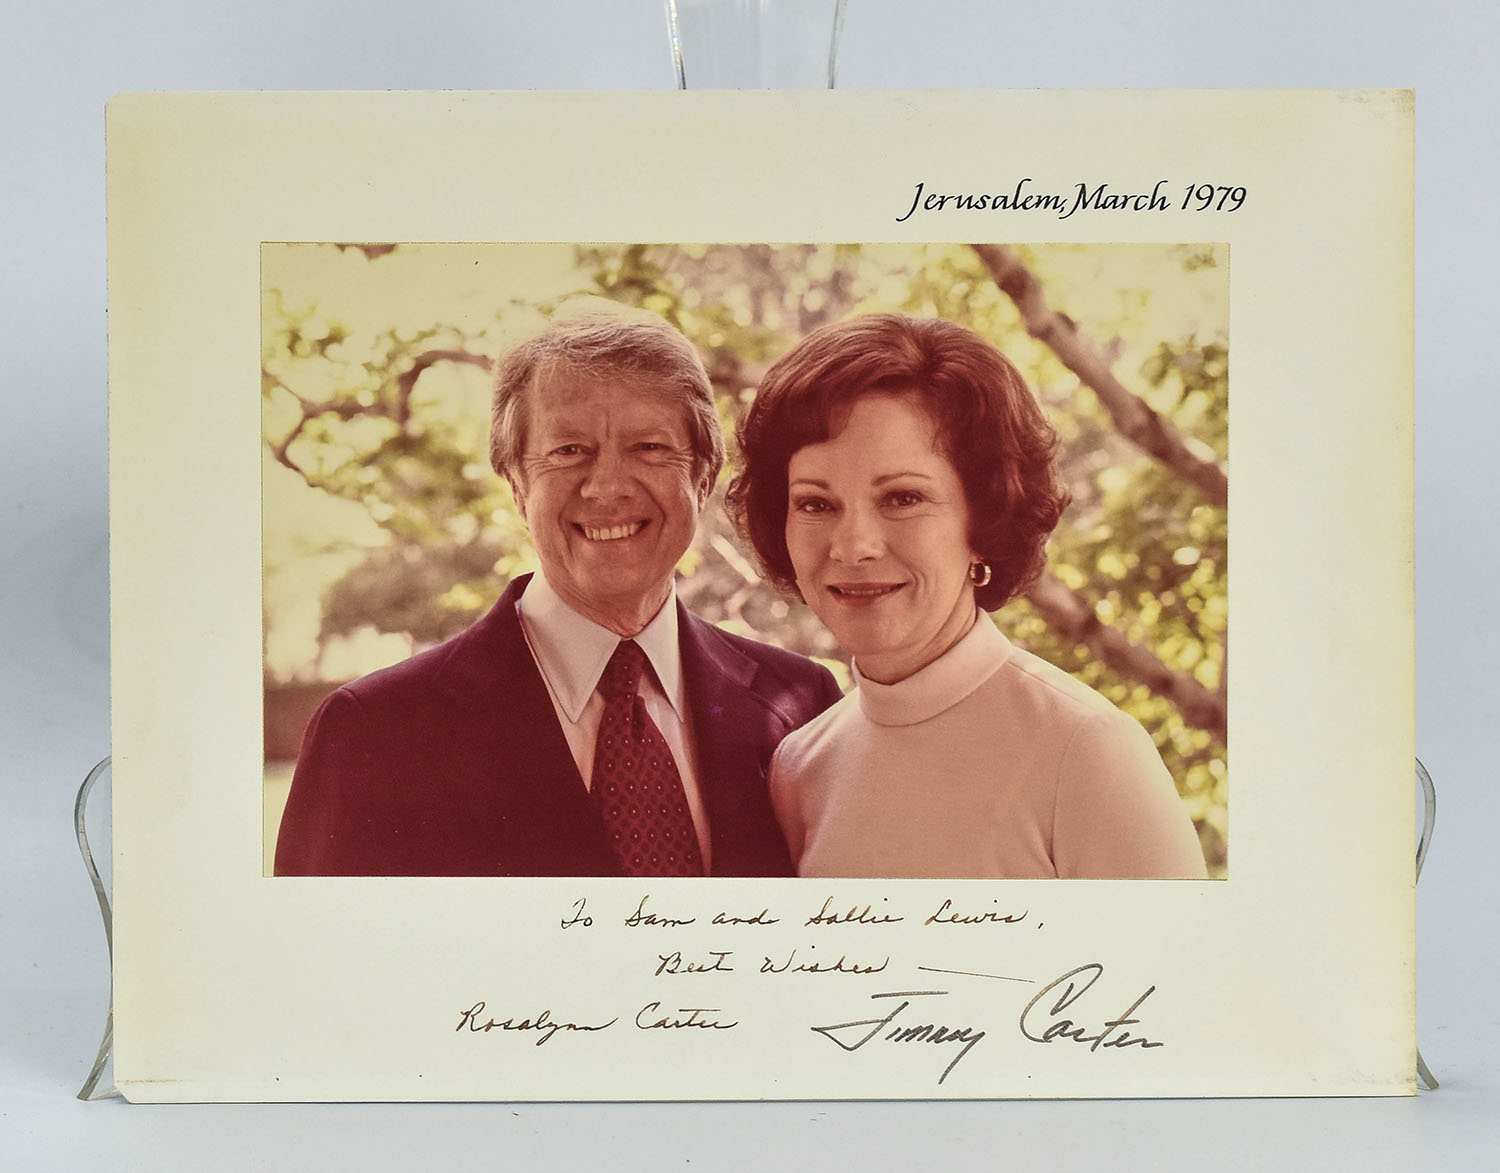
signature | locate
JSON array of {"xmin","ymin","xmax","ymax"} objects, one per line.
[
  {"xmin": 455, "ymin": 1001, "xmax": 617, "ymax": 1046},
  {"xmin": 635, "ymin": 1002, "xmax": 738, "ymax": 1030},
  {"xmin": 1019, "ymin": 963, "xmax": 1163, "ymax": 1052},
  {"xmin": 811, "ymin": 990, "xmax": 985, "ymax": 1085}
]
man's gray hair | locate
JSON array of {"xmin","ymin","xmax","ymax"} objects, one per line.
[{"xmin": 490, "ymin": 314, "xmax": 725, "ymax": 496}]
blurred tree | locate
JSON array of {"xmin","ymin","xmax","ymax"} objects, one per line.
[{"xmin": 261, "ymin": 241, "xmax": 1228, "ymax": 871}]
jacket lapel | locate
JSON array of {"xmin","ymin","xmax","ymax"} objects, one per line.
[
  {"xmin": 432, "ymin": 574, "xmax": 619, "ymax": 875},
  {"xmin": 678, "ymin": 606, "xmax": 797, "ymax": 877}
]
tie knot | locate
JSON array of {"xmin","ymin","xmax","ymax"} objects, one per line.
[{"xmin": 599, "ymin": 640, "xmax": 647, "ymax": 702}]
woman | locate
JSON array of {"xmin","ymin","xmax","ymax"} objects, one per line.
[{"xmin": 726, "ymin": 314, "xmax": 1206, "ymax": 879}]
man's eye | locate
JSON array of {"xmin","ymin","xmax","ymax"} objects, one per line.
[{"xmin": 551, "ymin": 444, "xmax": 584, "ymax": 457}]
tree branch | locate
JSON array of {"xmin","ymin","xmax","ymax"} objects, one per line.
[
  {"xmin": 263, "ymin": 347, "xmax": 493, "ymax": 482},
  {"xmin": 970, "ymin": 244, "xmax": 1228, "ymax": 508},
  {"xmin": 1024, "ymin": 571, "xmax": 1227, "ymax": 742},
  {"xmin": 262, "ymin": 368, "xmax": 322, "ymax": 486},
  {"xmin": 393, "ymin": 348, "xmax": 492, "ymax": 424}
]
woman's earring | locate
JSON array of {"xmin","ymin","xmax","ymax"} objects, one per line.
[{"xmin": 968, "ymin": 560, "xmax": 992, "ymax": 588}]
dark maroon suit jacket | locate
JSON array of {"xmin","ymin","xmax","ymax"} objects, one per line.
[{"xmin": 274, "ymin": 575, "xmax": 842, "ymax": 876}]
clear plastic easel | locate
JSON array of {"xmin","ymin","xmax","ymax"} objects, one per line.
[{"xmin": 75, "ymin": 0, "xmax": 1438, "ymax": 1099}]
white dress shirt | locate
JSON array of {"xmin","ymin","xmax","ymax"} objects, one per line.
[{"xmin": 516, "ymin": 572, "xmax": 711, "ymax": 868}]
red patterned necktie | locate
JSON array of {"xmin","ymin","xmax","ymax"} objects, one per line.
[{"xmin": 590, "ymin": 640, "xmax": 705, "ymax": 877}]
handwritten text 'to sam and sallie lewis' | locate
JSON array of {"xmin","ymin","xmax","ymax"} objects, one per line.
[{"xmin": 454, "ymin": 894, "xmax": 1165, "ymax": 1087}]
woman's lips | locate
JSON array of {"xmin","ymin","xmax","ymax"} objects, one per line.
[{"xmin": 826, "ymin": 583, "xmax": 904, "ymax": 602}]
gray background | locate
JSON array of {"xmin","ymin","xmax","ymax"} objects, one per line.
[{"xmin": 3, "ymin": 0, "xmax": 1494, "ymax": 1167}]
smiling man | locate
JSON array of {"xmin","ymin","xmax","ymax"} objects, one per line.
[{"xmin": 275, "ymin": 315, "xmax": 842, "ymax": 877}]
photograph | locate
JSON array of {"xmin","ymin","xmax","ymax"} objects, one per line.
[{"xmin": 261, "ymin": 242, "xmax": 1228, "ymax": 881}]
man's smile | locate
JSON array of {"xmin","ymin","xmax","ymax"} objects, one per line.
[{"xmin": 578, "ymin": 520, "xmax": 649, "ymax": 542}]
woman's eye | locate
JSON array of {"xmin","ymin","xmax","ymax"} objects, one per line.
[
  {"xmin": 792, "ymin": 497, "xmax": 831, "ymax": 515},
  {"xmin": 552, "ymin": 444, "xmax": 584, "ymax": 457},
  {"xmin": 887, "ymin": 490, "xmax": 923, "ymax": 508}
]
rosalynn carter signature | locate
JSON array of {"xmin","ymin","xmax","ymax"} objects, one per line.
[{"xmin": 455, "ymin": 1000, "xmax": 739, "ymax": 1045}]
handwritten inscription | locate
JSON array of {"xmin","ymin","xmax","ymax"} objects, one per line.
[
  {"xmin": 760, "ymin": 947, "xmax": 889, "ymax": 975},
  {"xmin": 924, "ymin": 899, "xmax": 1027, "ymax": 926},
  {"xmin": 456, "ymin": 999, "xmax": 743, "ymax": 1041},
  {"xmin": 635, "ymin": 1003, "xmax": 738, "ymax": 1031},
  {"xmin": 712, "ymin": 908, "xmax": 779, "ymax": 926},
  {"xmin": 625, "ymin": 895, "xmax": 696, "ymax": 928},
  {"xmin": 455, "ymin": 1001, "xmax": 617, "ymax": 1046},
  {"xmin": 1019, "ymin": 964, "xmax": 1163, "ymax": 1052},
  {"xmin": 588, "ymin": 897, "xmax": 776, "ymax": 930},
  {"xmin": 656, "ymin": 949, "xmax": 734, "ymax": 976},
  {"xmin": 805, "ymin": 897, "xmax": 904, "ymax": 926},
  {"xmin": 812, "ymin": 991, "xmax": 986, "ymax": 1085},
  {"xmin": 464, "ymin": 896, "xmax": 1177, "ymax": 1088}
]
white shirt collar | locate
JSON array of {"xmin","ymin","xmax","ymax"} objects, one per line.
[{"xmin": 517, "ymin": 571, "xmax": 686, "ymax": 723}]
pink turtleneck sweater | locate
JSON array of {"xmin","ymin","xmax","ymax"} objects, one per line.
[{"xmin": 770, "ymin": 616, "xmax": 1207, "ymax": 879}]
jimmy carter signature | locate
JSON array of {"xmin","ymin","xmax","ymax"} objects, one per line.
[
  {"xmin": 1018, "ymin": 963, "xmax": 1162, "ymax": 1052},
  {"xmin": 810, "ymin": 990, "xmax": 985, "ymax": 1085},
  {"xmin": 810, "ymin": 963, "xmax": 1163, "ymax": 1084}
]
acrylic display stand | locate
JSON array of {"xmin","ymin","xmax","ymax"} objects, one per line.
[
  {"xmin": 75, "ymin": 0, "xmax": 1438, "ymax": 1099},
  {"xmin": 665, "ymin": 0, "xmax": 847, "ymax": 88}
]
